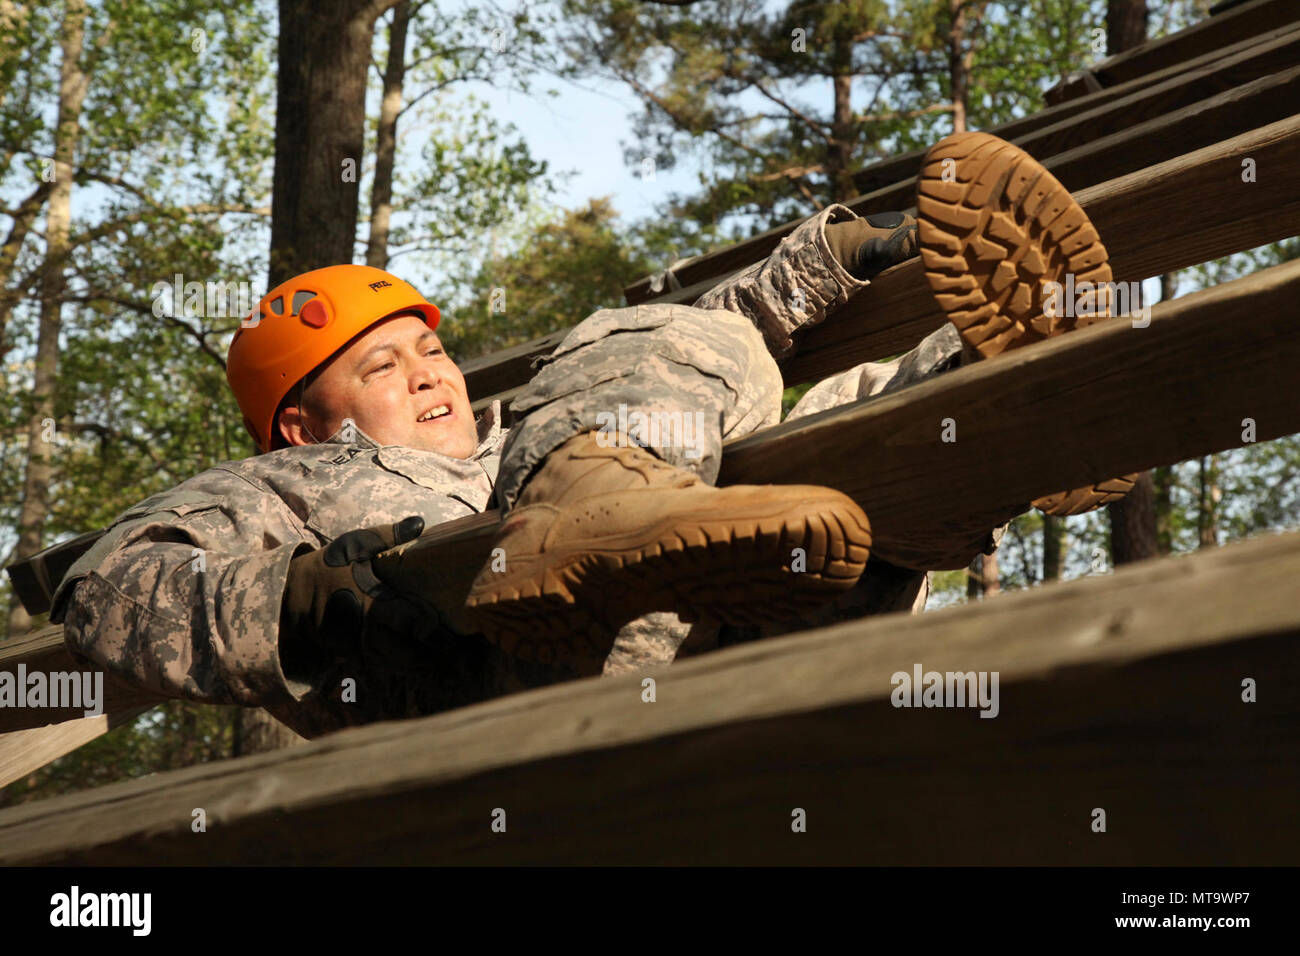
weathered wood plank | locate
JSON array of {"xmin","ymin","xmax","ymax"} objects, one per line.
[
  {"xmin": 634, "ymin": 86, "xmax": 1300, "ymax": 321},
  {"xmin": 743, "ymin": 256, "xmax": 1300, "ymax": 555},
  {"xmin": 830, "ymin": 56, "xmax": 1300, "ymax": 228},
  {"xmin": 0, "ymin": 706, "xmax": 154, "ymax": 790},
  {"xmin": 624, "ymin": 23, "xmax": 1300, "ymax": 306},
  {"xmin": 8, "ymin": 250, "xmax": 1299, "ymax": 740},
  {"xmin": 1045, "ymin": 0, "xmax": 1296, "ymax": 104},
  {"xmin": 1, "ymin": 524, "xmax": 1296, "ymax": 865},
  {"xmin": 414, "ymin": 114, "xmax": 1300, "ymax": 405},
  {"xmin": 0, "ymin": 627, "xmax": 166, "ymax": 734},
  {"xmin": 11, "ymin": 106, "xmax": 1297, "ymax": 621},
  {"xmin": 4, "ymin": 529, "xmax": 102, "ymax": 627},
  {"xmin": 782, "ymin": 113, "xmax": 1300, "ymax": 383},
  {"xmin": 853, "ymin": 18, "xmax": 1300, "ymax": 197},
  {"xmin": 461, "ymin": 330, "xmax": 567, "ymax": 408}
]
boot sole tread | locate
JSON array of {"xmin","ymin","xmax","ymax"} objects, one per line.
[{"xmin": 917, "ymin": 131, "xmax": 1139, "ymax": 516}]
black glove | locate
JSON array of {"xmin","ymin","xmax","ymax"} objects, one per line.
[
  {"xmin": 279, "ymin": 516, "xmax": 450, "ymax": 681},
  {"xmin": 824, "ymin": 211, "xmax": 919, "ymax": 281}
]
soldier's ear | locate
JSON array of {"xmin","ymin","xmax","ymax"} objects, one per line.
[{"xmin": 277, "ymin": 404, "xmax": 314, "ymax": 447}]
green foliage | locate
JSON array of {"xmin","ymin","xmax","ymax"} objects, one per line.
[{"xmin": 437, "ymin": 196, "xmax": 674, "ymax": 361}]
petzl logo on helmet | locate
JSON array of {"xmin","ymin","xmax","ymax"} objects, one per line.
[{"xmin": 368, "ymin": 280, "xmax": 392, "ymax": 291}]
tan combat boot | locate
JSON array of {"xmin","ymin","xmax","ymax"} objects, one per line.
[
  {"xmin": 916, "ymin": 131, "xmax": 1138, "ymax": 515},
  {"xmin": 465, "ymin": 432, "xmax": 872, "ymax": 661}
]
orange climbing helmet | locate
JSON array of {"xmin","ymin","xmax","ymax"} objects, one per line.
[{"xmin": 227, "ymin": 264, "xmax": 441, "ymax": 453}]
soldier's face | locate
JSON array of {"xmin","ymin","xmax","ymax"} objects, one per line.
[{"xmin": 279, "ymin": 313, "xmax": 480, "ymax": 458}]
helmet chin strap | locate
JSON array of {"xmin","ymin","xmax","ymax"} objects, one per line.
[{"xmin": 295, "ymin": 379, "xmax": 324, "ymax": 445}]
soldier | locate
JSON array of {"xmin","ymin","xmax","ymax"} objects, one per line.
[{"xmin": 49, "ymin": 133, "xmax": 1132, "ymax": 739}]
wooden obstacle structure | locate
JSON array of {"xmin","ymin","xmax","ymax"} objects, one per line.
[{"xmin": 2, "ymin": 0, "xmax": 1298, "ymax": 862}]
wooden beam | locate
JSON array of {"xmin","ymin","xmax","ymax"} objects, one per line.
[
  {"xmin": 1, "ymin": 524, "xmax": 1296, "ymax": 865},
  {"xmin": 461, "ymin": 330, "xmax": 567, "ymax": 409},
  {"xmin": 624, "ymin": 24, "xmax": 1300, "ymax": 306},
  {"xmin": 4, "ymin": 529, "xmax": 101, "ymax": 622},
  {"xmin": 410, "ymin": 114, "xmax": 1300, "ymax": 402},
  {"xmin": 0, "ymin": 626, "xmax": 166, "ymax": 734},
  {"xmin": 631, "ymin": 75, "xmax": 1300, "ymax": 313},
  {"xmin": 1045, "ymin": 0, "xmax": 1296, "ymax": 104},
  {"xmin": 0, "ymin": 706, "xmax": 154, "ymax": 790},
  {"xmin": 853, "ymin": 19, "xmax": 1300, "ymax": 197},
  {"xmin": 743, "ymin": 256, "xmax": 1300, "ymax": 558},
  {"xmin": 835, "ymin": 56, "xmax": 1300, "ymax": 226},
  {"xmin": 783, "ymin": 114, "xmax": 1300, "ymax": 383},
  {"xmin": 10, "ymin": 249, "xmax": 1300, "ymax": 739},
  {"xmin": 12, "ymin": 107, "xmax": 1298, "ymax": 622}
]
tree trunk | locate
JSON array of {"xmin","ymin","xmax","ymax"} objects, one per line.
[
  {"xmin": 1109, "ymin": 471, "xmax": 1159, "ymax": 564},
  {"xmin": 982, "ymin": 552, "xmax": 999, "ymax": 596},
  {"xmin": 1153, "ymin": 464, "xmax": 1174, "ymax": 554},
  {"xmin": 1197, "ymin": 454, "xmax": 1220, "ymax": 549},
  {"xmin": 269, "ymin": 0, "xmax": 394, "ymax": 286},
  {"xmin": 0, "ymin": 182, "xmax": 53, "ymax": 356},
  {"xmin": 233, "ymin": 707, "xmax": 305, "ymax": 757},
  {"xmin": 966, "ymin": 553, "xmax": 1000, "ymax": 599},
  {"xmin": 827, "ymin": 47, "xmax": 856, "ymax": 203},
  {"xmin": 6, "ymin": 0, "xmax": 88, "ymax": 639},
  {"xmin": 1107, "ymin": 0, "xmax": 1148, "ymax": 56},
  {"xmin": 1042, "ymin": 513, "xmax": 1065, "ymax": 580},
  {"xmin": 966, "ymin": 555, "xmax": 980, "ymax": 600},
  {"xmin": 365, "ymin": 0, "xmax": 410, "ymax": 268},
  {"xmin": 948, "ymin": 0, "xmax": 969, "ymax": 134},
  {"xmin": 1097, "ymin": 4, "xmax": 1158, "ymax": 569}
]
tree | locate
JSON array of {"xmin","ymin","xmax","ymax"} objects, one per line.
[
  {"xmin": 441, "ymin": 196, "xmax": 671, "ymax": 361},
  {"xmin": 2, "ymin": 0, "xmax": 275, "ymax": 637},
  {"xmin": 268, "ymin": 0, "xmax": 403, "ymax": 285},
  {"xmin": 7, "ymin": 0, "xmax": 88, "ymax": 638},
  {"xmin": 553, "ymin": 0, "xmax": 1103, "ymax": 263},
  {"xmin": 1107, "ymin": 0, "xmax": 1147, "ymax": 52},
  {"xmin": 364, "ymin": 0, "xmax": 555, "ymax": 274}
]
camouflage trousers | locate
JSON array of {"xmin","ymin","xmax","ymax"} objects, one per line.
[{"xmin": 493, "ymin": 304, "xmax": 980, "ymax": 675}]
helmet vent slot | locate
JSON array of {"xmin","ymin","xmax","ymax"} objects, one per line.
[
  {"xmin": 268, "ymin": 295, "xmax": 285, "ymax": 316},
  {"xmin": 291, "ymin": 290, "xmax": 317, "ymax": 315}
]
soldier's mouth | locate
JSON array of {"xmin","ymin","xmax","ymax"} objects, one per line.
[{"xmin": 417, "ymin": 404, "xmax": 453, "ymax": 423}]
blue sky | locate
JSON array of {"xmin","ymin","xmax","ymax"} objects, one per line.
[{"xmin": 473, "ymin": 72, "xmax": 702, "ymax": 224}]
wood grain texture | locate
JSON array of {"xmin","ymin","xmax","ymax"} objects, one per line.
[
  {"xmin": 483, "ymin": 94, "xmax": 1300, "ymax": 397},
  {"xmin": 830, "ymin": 54, "xmax": 1300, "ymax": 223},
  {"xmin": 782, "ymin": 115, "xmax": 1300, "ymax": 384},
  {"xmin": 1, "ymin": 526, "xmax": 1296, "ymax": 865},
  {"xmin": 853, "ymin": 21, "xmax": 1300, "ymax": 196},
  {"xmin": 0, "ymin": 706, "xmax": 154, "ymax": 790},
  {"xmin": 736, "ymin": 257, "xmax": 1300, "ymax": 556},
  {"xmin": 0, "ymin": 627, "xmax": 165, "ymax": 734},
  {"xmin": 624, "ymin": 18, "xmax": 1300, "ymax": 306},
  {"xmin": 7, "ymin": 253, "xmax": 1299, "ymax": 740},
  {"xmin": 1046, "ymin": 0, "xmax": 1295, "ymax": 103}
]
